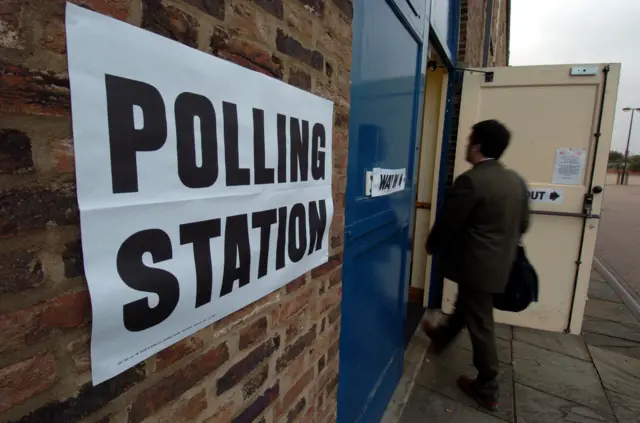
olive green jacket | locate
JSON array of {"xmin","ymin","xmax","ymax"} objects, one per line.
[{"xmin": 427, "ymin": 160, "xmax": 530, "ymax": 294}]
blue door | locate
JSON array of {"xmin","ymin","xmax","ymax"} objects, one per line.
[{"xmin": 338, "ymin": 1, "xmax": 430, "ymax": 422}]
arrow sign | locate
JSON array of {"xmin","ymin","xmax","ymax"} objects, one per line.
[{"xmin": 528, "ymin": 188, "xmax": 564, "ymax": 204}]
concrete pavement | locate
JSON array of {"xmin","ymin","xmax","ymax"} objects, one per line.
[
  {"xmin": 596, "ymin": 185, "xmax": 640, "ymax": 303},
  {"xmin": 385, "ymin": 268, "xmax": 640, "ymax": 423}
]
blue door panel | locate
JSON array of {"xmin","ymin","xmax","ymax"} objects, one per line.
[{"xmin": 338, "ymin": 0, "xmax": 430, "ymax": 422}]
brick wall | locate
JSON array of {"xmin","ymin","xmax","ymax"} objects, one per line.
[
  {"xmin": 0, "ymin": 1, "xmax": 351, "ymax": 422},
  {"xmin": 445, "ymin": 0, "xmax": 509, "ymax": 185}
]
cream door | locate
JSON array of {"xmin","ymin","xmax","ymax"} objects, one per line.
[{"xmin": 442, "ymin": 64, "xmax": 620, "ymax": 334}]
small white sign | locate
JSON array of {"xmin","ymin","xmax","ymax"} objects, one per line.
[
  {"xmin": 552, "ymin": 148, "xmax": 586, "ymax": 185},
  {"xmin": 66, "ymin": 4, "xmax": 334, "ymax": 386},
  {"xmin": 528, "ymin": 188, "xmax": 564, "ymax": 204},
  {"xmin": 371, "ymin": 168, "xmax": 406, "ymax": 197}
]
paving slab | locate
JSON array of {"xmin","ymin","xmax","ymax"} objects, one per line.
[
  {"xmin": 513, "ymin": 326, "xmax": 591, "ymax": 361},
  {"xmin": 582, "ymin": 316, "xmax": 640, "ymax": 343},
  {"xmin": 416, "ymin": 346, "xmax": 514, "ymax": 422},
  {"xmin": 585, "ymin": 299, "xmax": 640, "ymax": 327},
  {"xmin": 400, "ymin": 385, "xmax": 507, "ymax": 423},
  {"xmin": 606, "ymin": 389, "xmax": 640, "ymax": 423},
  {"xmin": 588, "ymin": 279, "xmax": 623, "ymax": 303},
  {"xmin": 589, "ymin": 346, "xmax": 640, "ymax": 396},
  {"xmin": 583, "ymin": 332, "xmax": 640, "ymax": 359},
  {"xmin": 514, "ymin": 383, "xmax": 616, "ymax": 423},
  {"xmin": 512, "ymin": 340, "xmax": 612, "ymax": 413},
  {"xmin": 453, "ymin": 330, "xmax": 512, "ymax": 364},
  {"xmin": 495, "ymin": 323, "xmax": 513, "ymax": 341}
]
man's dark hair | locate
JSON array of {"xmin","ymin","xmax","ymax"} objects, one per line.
[{"xmin": 470, "ymin": 119, "xmax": 511, "ymax": 159}]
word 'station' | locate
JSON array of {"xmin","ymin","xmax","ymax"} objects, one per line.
[
  {"xmin": 66, "ymin": 4, "xmax": 334, "ymax": 385},
  {"xmin": 528, "ymin": 188, "xmax": 564, "ymax": 204},
  {"xmin": 371, "ymin": 168, "xmax": 406, "ymax": 197}
]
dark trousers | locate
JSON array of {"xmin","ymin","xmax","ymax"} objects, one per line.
[{"xmin": 432, "ymin": 286, "xmax": 500, "ymax": 400}]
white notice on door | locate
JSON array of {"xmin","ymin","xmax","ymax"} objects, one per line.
[
  {"xmin": 371, "ymin": 168, "xmax": 406, "ymax": 197},
  {"xmin": 528, "ymin": 188, "xmax": 564, "ymax": 204},
  {"xmin": 552, "ymin": 148, "xmax": 586, "ymax": 185}
]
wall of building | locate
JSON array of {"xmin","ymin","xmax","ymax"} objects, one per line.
[
  {"xmin": 0, "ymin": 1, "xmax": 351, "ymax": 422},
  {"xmin": 445, "ymin": 0, "xmax": 509, "ymax": 186}
]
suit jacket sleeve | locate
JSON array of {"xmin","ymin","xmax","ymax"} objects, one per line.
[{"xmin": 426, "ymin": 174, "xmax": 475, "ymax": 254}]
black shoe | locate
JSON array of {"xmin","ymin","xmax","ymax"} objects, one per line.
[{"xmin": 457, "ymin": 375, "xmax": 500, "ymax": 412}]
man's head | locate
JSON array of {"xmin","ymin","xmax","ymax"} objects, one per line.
[{"xmin": 466, "ymin": 119, "xmax": 511, "ymax": 164}]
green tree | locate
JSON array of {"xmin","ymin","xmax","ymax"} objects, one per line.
[
  {"xmin": 629, "ymin": 155, "xmax": 640, "ymax": 172},
  {"xmin": 609, "ymin": 150, "xmax": 624, "ymax": 163}
]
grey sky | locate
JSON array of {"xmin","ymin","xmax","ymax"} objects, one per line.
[{"xmin": 510, "ymin": 0, "xmax": 640, "ymax": 153}]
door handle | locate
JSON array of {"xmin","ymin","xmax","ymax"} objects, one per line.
[{"xmin": 592, "ymin": 186, "xmax": 603, "ymax": 194}]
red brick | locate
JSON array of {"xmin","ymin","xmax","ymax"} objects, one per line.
[
  {"xmin": 276, "ymin": 367, "xmax": 314, "ymax": 418},
  {"xmin": 0, "ymin": 129, "xmax": 34, "ymax": 174},
  {"xmin": 239, "ymin": 316, "xmax": 267, "ymax": 350},
  {"xmin": 129, "ymin": 342, "xmax": 229, "ymax": 423},
  {"xmin": 155, "ymin": 334, "xmax": 205, "ymax": 372},
  {"xmin": 0, "ymin": 354, "xmax": 57, "ymax": 414},
  {"xmin": 0, "ymin": 291, "xmax": 90, "ymax": 354},
  {"xmin": 142, "ymin": 0, "xmax": 198, "ymax": 48},
  {"xmin": 72, "ymin": 0, "xmax": 133, "ymax": 20},
  {"xmin": 285, "ymin": 274, "xmax": 307, "ymax": 294},
  {"xmin": 0, "ymin": 0, "xmax": 26, "ymax": 49},
  {"xmin": 0, "ymin": 183, "xmax": 78, "ymax": 238},
  {"xmin": 0, "ymin": 248, "xmax": 44, "ymax": 294},
  {"xmin": 0, "ymin": 63, "xmax": 70, "ymax": 117},
  {"xmin": 40, "ymin": 291, "xmax": 91, "ymax": 327},
  {"xmin": 211, "ymin": 290, "xmax": 278, "ymax": 334},
  {"xmin": 311, "ymin": 253, "xmax": 342, "ymax": 278},
  {"xmin": 159, "ymin": 388, "xmax": 208, "ymax": 423},
  {"xmin": 51, "ymin": 137, "xmax": 74, "ymax": 173},
  {"xmin": 228, "ymin": 2, "xmax": 276, "ymax": 45},
  {"xmin": 214, "ymin": 36, "xmax": 284, "ymax": 79},
  {"xmin": 273, "ymin": 288, "xmax": 312, "ymax": 323},
  {"xmin": 202, "ymin": 399, "xmax": 236, "ymax": 423}
]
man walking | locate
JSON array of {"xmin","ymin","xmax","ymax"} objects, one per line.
[{"xmin": 424, "ymin": 119, "xmax": 530, "ymax": 411}]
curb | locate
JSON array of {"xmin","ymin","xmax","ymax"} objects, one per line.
[{"xmin": 593, "ymin": 257, "xmax": 640, "ymax": 324}]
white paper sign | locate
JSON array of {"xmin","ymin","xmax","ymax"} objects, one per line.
[
  {"xmin": 552, "ymin": 148, "xmax": 586, "ymax": 185},
  {"xmin": 528, "ymin": 188, "xmax": 564, "ymax": 204},
  {"xmin": 371, "ymin": 168, "xmax": 406, "ymax": 197},
  {"xmin": 66, "ymin": 3, "xmax": 334, "ymax": 385}
]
